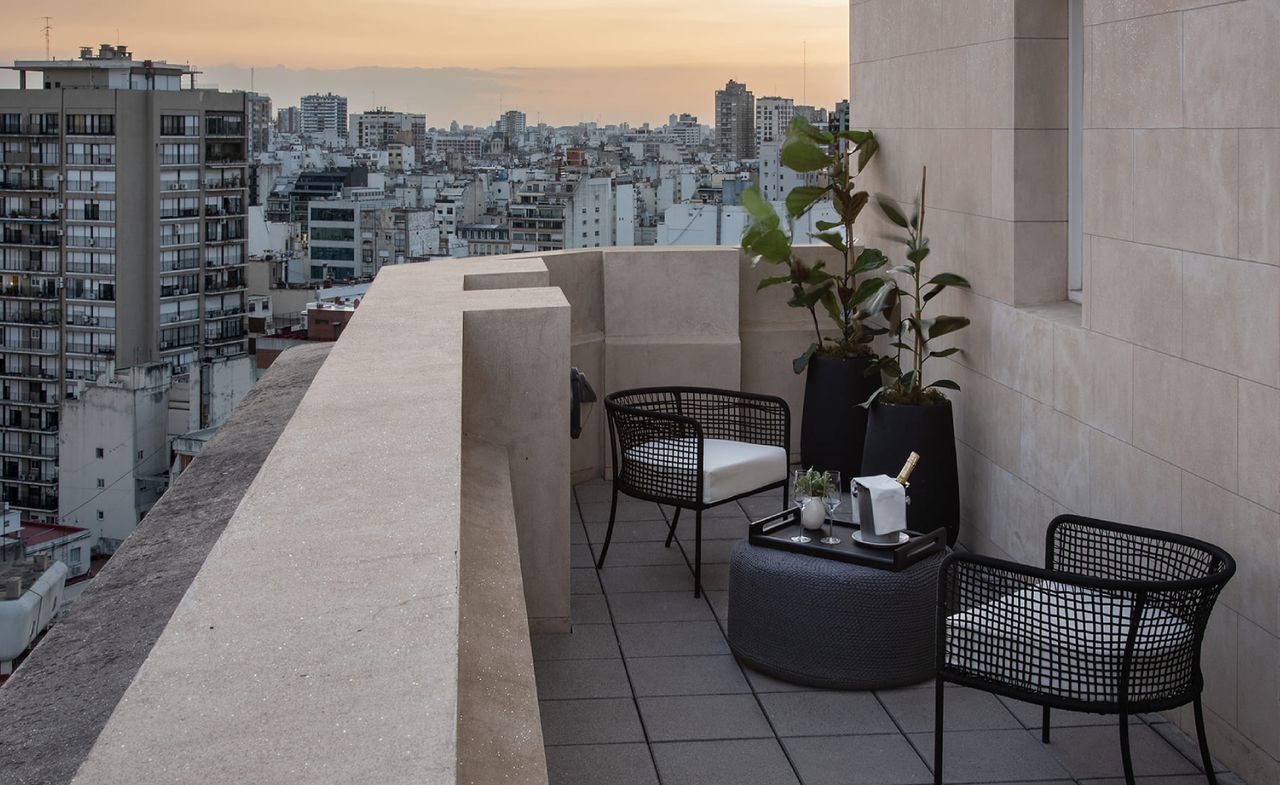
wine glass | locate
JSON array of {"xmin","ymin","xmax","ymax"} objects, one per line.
[
  {"xmin": 820, "ymin": 471, "xmax": 842, "ymax": 545},
  {"xmin": 791, "ymin": 468, "xmax": 812, "ymax": 543}
]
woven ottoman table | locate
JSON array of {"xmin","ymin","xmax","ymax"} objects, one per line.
[{"xmin": 726, "ymin": 540, "xmax": 943, "ymax": 689}]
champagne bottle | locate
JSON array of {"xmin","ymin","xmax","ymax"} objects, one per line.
[{"xmin": 895, "ymin": 452, "xmax": 920, "ymax": 486}]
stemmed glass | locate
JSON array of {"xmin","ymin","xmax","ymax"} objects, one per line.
[
  {"xmin": 791, "ymin": 468, "xmax": 813, "ymax": 543},
  {"xmin": 820, "ymin": 471, "xmax": 842, "ymax": 545}
]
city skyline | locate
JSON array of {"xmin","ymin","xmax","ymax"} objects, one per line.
[{"xmin": 0, "ymin": 1, "xmax": 849, "ymax": 126}]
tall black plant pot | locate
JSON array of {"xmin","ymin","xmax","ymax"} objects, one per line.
[
  {"xmin": 861, "ymin": 400, "xmax": 960, "ymax": 545},
  {"xmin": 800, "ymin": 355, "xmax": 880, "ymax": 488}
]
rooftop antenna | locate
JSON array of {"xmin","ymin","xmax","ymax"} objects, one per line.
[
  {"xmin": 250, "ymin": 67, "xmax": 255, "ymax": 92},
  {"xmin": 41, "ymin": 17, "xmax": 52, "ymax": 59}
]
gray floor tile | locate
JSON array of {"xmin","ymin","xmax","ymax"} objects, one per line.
[
  {"xmin": 783, "ymin": 734, "xmax": 936, "ymax": 785},
  {"xmin": 570, "ymin": 567, "xmax": 601, "ymax": 595},
  {"xmin": 572, "ymin": 482, "xmax": 616, "ymax": 505},
  {"xmin": 697, "ymin": 563, "xmax": 731, "ymax": 592},
  {"xmin": 593, "ymin": 539, "xmax": 687, "ymax": 567},
  {"xmin": 1042, "ymin": 724, "xmax": 1200, "ymax": 780},
  {"xmin": 532, "ymin": 623, "xmax": 619, "ymax": 661},
  {"xmin": 627, "ymin": 655, "xmax": 751, "ymax": 697},
  {"xmin": 545, "ymin": 743, "xmax": 659, "ymax": 785},
  {"xmin": 609, "ymin": 591, "xmax": 715, "ymax": 624},
  {"xmin": 570, "ymin": 594, "xmax": 611, "ymax": 625},
  {"xmin": 697, "ymin": 504, "xmax": 752, "ymax": 519},
  {"xmin": 535, "ymin": 658, "xmax": 632, "ymax": 700},
  {"xmin": 639, "ymin": 694, "xmax": 774, "ymax": 742},
  {"xmin": 570, "ymin": 542, "xmax": 595, "ymax": 568},
  {"xmin": 741, "ymin": 664, "xmax": 824, "ymax": 693},
  {"xmin": 1081, "ymin": 778, "xmax": 1231, "ymax": 785},
  {"xmin": 617, "ymin": 620, "xmax": 729, "ymax": 658},
  {"xmin": 586, "ymin": 521, "xmax": 670, "ymax": 544},
  {"xmin": 580, "ymin": 500, "xmax": 666, "ymax": 523},
  {"xmin": 909, "ymin": 729, "xmax": 1073, "ymax": 782},
  {"xmin": 569, "ymin": 522, "xmax": 588, "ymax": 543},
  {"xmin": 539, "ymin": 698, "xmax": 645, "ymax": 746},
  {"xmin": 651, "ymin": 738, "xmax": 801, "ymax": 785},
  {"xmin": 688, "ymin": 538, "xmax": 743, "ymax": 564},
  {"xmin": 999, "ymin": 695, "xmax": 1117, "ymax": 729},
  {"xmin": 703, "ymin": 590, "xmax": 730, "ymax": 620},
  {"xmin": 879, "ymin": 684, "xmax": 1022, "ymax": 733},
  {"xmin": 677, "ymin": 517, "xmax": 750, "ymax": 540},
  {"xmin": 759, "ymin": 691, "xmax": 898, "ymax": 737},
  {"xmin": 1149, "ymin": 720, "xmax": 1229, "ymax": 772},
  {"xmin": 600, "ymin": 565, "xmax": 695, "ymax": 593}
]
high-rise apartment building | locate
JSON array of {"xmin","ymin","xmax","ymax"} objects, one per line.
[
  {"xmin": 245, "ymin": 92, "xmax": 272, "ymax": 157},
  {"xmin": 276, "ymin": 106, "xmax": 300, "ymax": 135},
  {"xmin": 754, "ymin": 96, "xmax": 794, "ymax": 148},
  {"xmin": 0, "ymin": 45, "xmax": 250, "ymax": 521},
  {"xmin": 497, "ymin": 110, "xmax": 527, "ymax": 150},
  {"xmin": 828, "ymin": 99, "xmax": 850, "ymax": 135},
  {"xmin": 299, "ymin": 93, "xmax": 348, "ymax": 141},
  {"xmin": 715, "ymin": 80, "xmax": 755, "ymax": 160},
  {"xmin": 351, "ymin": 109, "xmax": 427, "ymax": 156}
]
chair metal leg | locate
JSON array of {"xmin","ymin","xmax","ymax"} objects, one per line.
[
  {"xmin": 1119, "ymin": 713, "xmax": 1135, "ymax": 785},
  {"xmin": 594, "ymin": 486, "xmax": 620, "ymax": 569},
  {"xmin": 782, "ymin": 480, "xmax": 789, "ymax": 511},
  {"xmin": 1042, "ymin": 706, "xmax": 1051, "ymax": 744},
  {"xmin": 934, "ymin": 677, "xmax": 945, "ymax": 785},
  {"xmin": 665, "ymin": 507, "xmax": 682, "ymax": 548},
  {"xmin": 693, "ymin": 509, "xmax": 703, "ymax": 598},
  {"xmin": 1194, "ymin": 697, "xmax": 1219, "ymax": 785}
]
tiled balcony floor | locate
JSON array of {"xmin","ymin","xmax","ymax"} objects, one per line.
[{"xmin": 537, "ymin": 480, "xmax": 1245, "ymax": 785}]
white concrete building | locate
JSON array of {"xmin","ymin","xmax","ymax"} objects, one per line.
[
  {"xmin": 755, "ymin": 96, "xmax": 795, "ymax": 147},
  {"xmin": 567, "ymin": 177, "xmax": 614, "ymax": 249}
]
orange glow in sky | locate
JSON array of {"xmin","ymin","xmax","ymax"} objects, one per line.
[{"xmin": 0, "ymin": 0, "xmax": 849, "ymax": 125}]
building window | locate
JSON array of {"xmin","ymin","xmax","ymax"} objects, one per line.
[
  {"xmin": 69, "ymin": 546, "xmax": 82, "ymax": 565},
  {"xmin": 95, "ymin": 447, "xmax": 104, "ymax": 458},
  {"xmin": 137, "ymin": 450, "xmax": 144, "ymax": 461},
  {"xmin": 96, "ymin": 478, "xmax": 105, "ymax": 488},
  {"xmin": 96, "ymin": 510, "xmax": 104, "ymax": 520}
]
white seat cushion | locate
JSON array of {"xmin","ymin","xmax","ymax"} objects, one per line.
[
  {"xmin": 945, "ymin": 581, "xmax": 1193, "ymax": 702},
  {"xmin": 624, "ymin": 438, "xmax": 788, "ymax": 504}
]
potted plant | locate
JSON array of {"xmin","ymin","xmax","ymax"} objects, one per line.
[
  {"xmin": 741, "ymin": 117, "xmax": 888, "ymax": 485},
  {"xmin": 861, "ymin": 167, "xmax": 969, "ymax": 545}
]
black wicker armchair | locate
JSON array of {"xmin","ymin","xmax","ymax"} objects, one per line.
[
  {"xmin": 935, "ymin": 515, "xmax": 1235, "ymax": 785},
  {"xmin": 596, "ymin": 387, "xmax": 791, "ymax": 596}
]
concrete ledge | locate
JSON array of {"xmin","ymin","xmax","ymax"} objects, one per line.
[
  {"xmin": 457, "ymin": 438, "xmax": 547, "ymax": 785},
  {"xmin": 0, "ymin": 343, "xmax": 331, "ymax": 785}
]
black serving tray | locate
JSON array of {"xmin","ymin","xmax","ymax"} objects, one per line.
[{"xmin": 748, "ymin": 506, "xmax": 946, "ymax": 572}]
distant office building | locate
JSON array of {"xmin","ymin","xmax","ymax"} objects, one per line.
[
  {"xmin": 715, "ymin": 80, "xmax": 755, "ymax": 160},
  {"xmin": 456, "ymin": 223, "xmax": 510, "ymax": 257},
  {"xmin": 670, "ymin": 113, "xmax": 702, "ymax": 148},
  {"xmin": 276, "ymin": 106, "xmax": 300, "ymax": 134},
  {"xmin": 351, "ymin": 109, "xmax": 427, "ymax": 156},
  {"xmin": 300, "ymin": 93, "xmax": 348, "ymax": 141},
  {"xmin": 755, "ymin": 96, "xmax": 794, "ymax": 147},
  {"xmin": 794, "ymin": 104, "xmax": 828, "ymax": 127},
  {"xmin": 0, "ymin": 44, "xmax": 251, "ymax": 520},
  {"xmin": 305, "ymin": 190, "xmax": 395, "ymax": 282},
  {"xmin": 245, "ymin": 92, "xmax": 272, "ymax": 156}
]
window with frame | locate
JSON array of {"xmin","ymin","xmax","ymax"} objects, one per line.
[
  {"xmin": 160, "ymin": 115, "xmax": 198, "ymax": 136},
  {"xmin": 65, "ymin": 114, "xmax": 115, "ymax": 135}
]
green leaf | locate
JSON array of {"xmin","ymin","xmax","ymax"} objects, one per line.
[
  {"xmin": 906, "ymin": 246, "xmax": 930, "ymax": 264},
  {"xmin": 850, "ymin": 276, "xmax": 886, "ymax": 306},
  {"xmin": 744, "ymin": 227, "xmax": 792, "ymax": 264},
  {"xmin": 878, "ymin": 196, "xmax": 910, "ymax": 228},
  {"xmin": 857, "ymin": 137, "xmax": 879, "ymax": 173},
  {"xmin": 814, "ymin": 219, "xmax": 842, "ymax": 231},
  {"xmin": 786, "ymin": 185, "xmax": 830, "ymax": 219},
  {"xmin": 780, "ymin": 137, "xmax": 833, "ymax": 173},
  {"xmin": 928, "ymin": 315, "xmax": 971, "ymax": 340},
  {"xmin": 793, "ymin": 343, "xmax": 820, "ymax": 374},
  {"xmin": 888, "ymin": 264, "xmax": 917, "ymax": 276},
  {"xmin": 756, "ymin": 274, "xmax": 792, "ymax": 291},
  {"xmin": 852, "ymin": 247, "xmax": 888, "ymax": 275},
  {"xmin": 926, "ymin": 272, "xmax": 971, "ymax": 288},
  {"xmin": 838, "ymin": 129, "xmax": 873, "ymax": 145},
  {"xmin": 927, "ymin": 379, "xmax": 961, "ymax": 392},
  {"xmin": 834, "ymin": 190, "xmax": 869, "ymax": 223},
  {"xmin": 787, "ymin": 116, "xmax": 834, "ymax": 145},
  {"xmin": 860, "ymin": 386, "xmax": 887, "ymax": 409},
  {"xmin": 819, "ymin": 288, "xmax": 843, "ymax": 326},
  {"xmin": 740, "ymin": 187, "xmax": 780, "ymax": 226},
  {"xmin": 928, "ymin": 347, "xmax": 962, "ymax": 359},
  {"xmin": 811, "ymin": 231, "xmax": 847, "ymax": 255}
]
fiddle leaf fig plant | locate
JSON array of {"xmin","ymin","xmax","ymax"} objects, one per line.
[
  {"xmin": 741, "ymin": 117, "xmax": 889, "ymax": 374},
  {"xmin": 864, "ymin": 166, "xmax": 972, "ymax": 407}
]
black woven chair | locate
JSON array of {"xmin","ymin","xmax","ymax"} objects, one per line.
[
  {"xmin": 596, "ymin": 387, "xmax": 790, "ymax": 596},
  {"xmin": 935, "ymin": 515, "xmax": 1235, "ymax": 785}
]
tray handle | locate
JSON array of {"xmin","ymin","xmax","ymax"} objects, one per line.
[{"xmin": 899, "ymin": 526, "xmax": 947, "ymax": 562}]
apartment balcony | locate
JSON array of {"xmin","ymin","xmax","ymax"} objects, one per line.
[
  {"xmin": 7, "ymin": 493, "xmax": 58, "ymax": 512},
  {"xmin": 1, "ymin": 209, "xmax": 59, "ymax": 222},
  {"xmin": 0, "ymin": 233, "xmax": 59, "ymax": 248},
  {"xmin": 64, "ymin": 343, "xmax": 114, "ymax": 357},
  {"xmin": 204, "ymin": 178, "xmax": 244, "ymax": 191},
  {"xmin": 64, "ymin": 314, "xmax": 113, "ymax": 329},
  {"xmin": 0, "ymin": 285, "xmax": 59, "ymax": 301},
  {"xmin": 63, "ymin": 154, "xmax": 115, "ymax": 166},
  {"xmin": 0, "ymin": 443, "xmax": 57, "ymax": 462},
  {"xmin": 0, "ymin": 122, "xmax": 58, "ymax": 137},
  {"xmin": 0, "ymin": 471, "xmax": 57, "ymax": 487},
  {"xmin": 0, "ymin": 181, "xmax": 58, "ymax": 194},
  {"xmin": 0, "ymin": 338, "xmax": 59, "ymax": 355}
]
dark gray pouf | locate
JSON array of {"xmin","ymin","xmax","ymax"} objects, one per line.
[{"xmin": 727, "ymin": 540, "xmax": 943, "ymax": 689}]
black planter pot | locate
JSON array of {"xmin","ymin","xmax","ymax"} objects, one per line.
[
  {"xmin": 799, "ymin": 355, "xmax": 881, "ymax": 488},
  {"xmin": 861, "ymin": 400, "xmax": 960, "ymax": 546}
]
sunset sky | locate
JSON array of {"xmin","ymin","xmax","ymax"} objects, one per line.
[{"xmin": 0, "ymin": 0, "xmax": 849, "ymax": 127}]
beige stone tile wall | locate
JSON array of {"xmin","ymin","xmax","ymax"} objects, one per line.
[{"xmin": 852, "ymin": 1, "xmax": 1280, "ymax": 781}]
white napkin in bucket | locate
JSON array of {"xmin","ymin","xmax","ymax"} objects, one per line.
[{"xmin": 853, "ymin": 474, "xmax": 907, "ymax": 537}]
